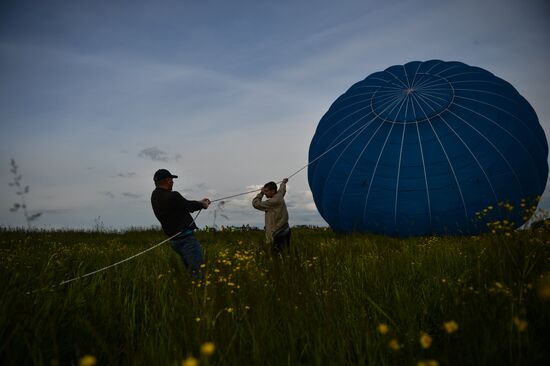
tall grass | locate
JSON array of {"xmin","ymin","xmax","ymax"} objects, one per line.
[{"xmin": 0, "ymin": 226, "xmax": 549, "ymax": 365}]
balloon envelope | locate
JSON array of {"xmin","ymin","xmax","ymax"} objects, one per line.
[{"xmin": 308, "ymin": 60, "xmax": 548, "ymax": 236}]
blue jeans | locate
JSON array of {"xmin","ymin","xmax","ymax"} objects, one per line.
[
  {"xmin": 170, "ymin": 234, "xmax": 204, "ymax": 279},
  {"xmin": 272, "ymin": 226, "xmax": 291, "ymax": 255}
]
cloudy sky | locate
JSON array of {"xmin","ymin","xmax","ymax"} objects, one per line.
[{"xmin": 1, "ymin": 0, "xmax": 549, "ymax": 230}]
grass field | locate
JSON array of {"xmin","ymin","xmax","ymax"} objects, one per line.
[{"xmin": 1, "ymin": 225, "xmax": 549, "ymax": 366}]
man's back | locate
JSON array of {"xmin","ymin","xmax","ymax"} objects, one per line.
[{"xmin": 151, "ymin": 188, "xmax": 203, "ymax": 236}]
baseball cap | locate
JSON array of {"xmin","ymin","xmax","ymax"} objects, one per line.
[{"xmin": 153, "ymin": 169, "xmax": 178, "ymax": 182}]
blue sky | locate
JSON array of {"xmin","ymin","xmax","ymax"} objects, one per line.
[{"xmin": 1, "ymin": 0, "xmax": 549, "ymax": 230}]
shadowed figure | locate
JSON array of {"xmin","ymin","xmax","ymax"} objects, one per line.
[{"xmin": 150, "ymin": 169, "xmax": 211, "ymax": 279}]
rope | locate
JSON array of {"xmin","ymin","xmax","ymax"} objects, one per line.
[
  {"xmin": 26, "ymin": 211, "xmax": 201, "ymax": 294},
  {"xmin": 211, "ymin": 165, "xmax": 307, "ymax": 203},
  {"xmin": 26, "ymin": 129, "xmax": 359, "ymax": 294},
  {"xmin": 210, "ymin": 130, "xmax": 356, "ymax": 203}
]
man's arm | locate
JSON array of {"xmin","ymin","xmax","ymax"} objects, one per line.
[
  {"xmin": 278, "ymin": 180, "xmax": 287, "ymax": 197},
  {"xmin": 252, "ymin": 179, "xmax": 288, "ymax": 211},
  {"xmin": 269, "ymin": 179, "xmax": 287, "ymax": 202},
  {"xmin": 252, "ymin": 192, "xmax": 269, "ymax": 212},
  {"xmin": 173, "ymin": 192, "xmax": 204, "ymax": 213},
  {"xmin": 252, "ymin": 191, "xmax": 283, "ymax": 210}
]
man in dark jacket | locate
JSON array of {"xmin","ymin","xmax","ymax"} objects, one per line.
[{"xmin": 151, "ymin": 169, "xmax": 210, "ymax": 278}]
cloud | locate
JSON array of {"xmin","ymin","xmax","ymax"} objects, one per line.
[
  {"xmin": 181, "ymin": 182, "xmax": 211, "ymax": 194},
  {"xmin": 99, "ymin": 192, "xmax": 142, "ymax": 199},
  {"xmin": 138, "ymin": 147, "xmax": 169, "ymax": 162},
  {"xmin": 121, "ymin": 192, "xmax": 141, "ymax": 199},
  {"xmin": 286, "ymin": 190, "xmax": 318, "ymax": 212},
  {"xmin": 39, "ymin": 207, "xmax": 73, "ymax": 214},
  {"xmin": 101, "ymin": 191, "xmax": 115, "ymax": 199},
  {"xmin": 138, "ymin": 147, "xmax": 181, "ymax": 162},
  {"xmin": 1, "ymin": 0, "xmax": 546, "ymax": 231},
  {"xmin": 115, "ymin": 172, "xmax": 136, "ymax": 178}
]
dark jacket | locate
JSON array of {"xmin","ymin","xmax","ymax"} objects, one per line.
[{"xmin": 151, "ymin": 188, "xmax": 203, "ymax": 236}]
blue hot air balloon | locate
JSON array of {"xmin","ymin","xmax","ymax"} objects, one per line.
[{"xmin": 308, "ymin": 60, "xmax": 548, "ymax": 236}]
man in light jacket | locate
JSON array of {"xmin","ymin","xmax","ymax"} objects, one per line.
[{"xmin": 252, "ymin": 178, "xmax": 290, "ymax": 254}]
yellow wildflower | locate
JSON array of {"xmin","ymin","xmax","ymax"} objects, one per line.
[
  {"xmin": 418, "ymin": 360, "xmax": 439, "ymax": 366},
  {"xmin": 182, "ymin": 356, "xmax": 198, "ymax": 366},
  {"xmin": 536, "ymin": 273, "xmax": 550, "ymax": 301},
  {"xmin": 226, "ymin": 307, "xmax": 234, "ymax": 313},
  {"xmin": 200, "ymin": 342, "xmax": 215, "ymax": 356},
  {"xmin": 78, "ymin": 355, "xmax": 97, "ymax": 366},
  {"xmin": 443, "ymin": 320, "xmax": 459, "ymax": 334},
  {"xmin": 538, "ymin": 282, "xmax": 550, "ymax": 301},
  {"xmin": 513, "ymin": 317, "xmax": 528, "ymax": 332},
  {"xmin": 195, "ymin": 317, "xmax": 201, "ymax": 322},
  {"xmin": 389, "ymin": 338, "xmax": 400, "ymax": 351},
  {"xmin": 377, "ymin": 323, "xmax": 389, "ymax": 335},
  {"xmin": 420, "ymin": 333, "xmax": 432, "ymax": 349}
]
